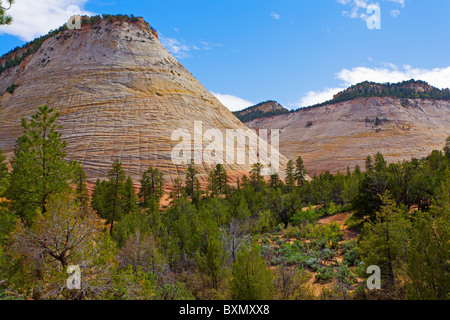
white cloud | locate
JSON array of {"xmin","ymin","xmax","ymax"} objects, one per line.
[
  {"xmin": 160, "ymin": 37, "xmax": 222, "ymax": 59},
  {"xmin": 0, "ymin": 0, "xmax": 93, "ymax": 41},
  {"xmin": 388, "ymin": 0, "xmax": 405, "ymax": 8},
  {"xmin": 337, "ymin": 0, "xmax": 406, "ymax": 21},
  {"xmin": 295, "ymin": 63, "xmax": 450, "ymax": 108},
  {"xmin": 296, "ymin": 87, "xmax": 345, "ymax": 108},
  {"xmin": 270, "ymin": 12, "xmax": 281, "ymax": 20},
  {"xmin": 336, "ymin": 65, "xmax": 450, "ymax": 89},
  {"xmin": 160, "ymin": 36, "xmax": 191, "ymax": 59},
  {"xmin": 212, "ymin": 92, "xmax": 254, "ymax": 112},
  {"xmin": 390, "ymin": 9, "xmax": 401, "ymax": 17}
]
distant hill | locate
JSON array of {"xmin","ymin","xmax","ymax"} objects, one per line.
[
  {"xmin": 244, "ymin": 80, "xmax": 450, "ymax": 175},
  {"xmin": 233, "ymin": 100, "xmax": 289, "ymax": 122},
  {"xmin": 296, "ymin": 79, "xmax": 450, "ymax": 111}
]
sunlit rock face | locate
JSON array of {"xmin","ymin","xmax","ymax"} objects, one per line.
[
  {"xmin": 246, "ymin": 97, "xmax": 450, "ymax": 175},
  {"xmin": 0, "ymin": 17, "xmax": 286, "ymax": 185}
]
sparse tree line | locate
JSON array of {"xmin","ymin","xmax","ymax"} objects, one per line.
[{"xmin": 0, "ymin": 106, "xmax": 448, "ymax": 300}]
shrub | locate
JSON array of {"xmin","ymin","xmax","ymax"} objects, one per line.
[
  {"xmin": 303, "ymin": 257, "xmax": 320, "ymax": 271},
  {"xmin": 315, "ymin": 266, "xmax": 336, "ymax": 283},
  {"xmin": 341, "ymin": 240, "xmax": 360, "ymax": 266},
  {"xmin": 290, "ymin": 206, "xmax": 319, "ymax": 226},
  {"xmin": 6, "ymin": 83, "xmax": 18, "ymax": 94}
]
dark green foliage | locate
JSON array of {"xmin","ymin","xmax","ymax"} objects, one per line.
[
  {"xmin": 233, "ymin": 100, "xmax": 289, "ymax": 122},
  {"xmin": 139, "ymin": 166, "xmax": 164, "ymax": 211},
  {"xmin": 294, "ymin": 156, "xmax": 307, "ymax": 187},
  {"xmin": 230, "ymin": 241, "xmax": 274, "ymax": 300},
  {"xmin": 6, "ymin": 105, "xmax": 77, "ymax": 224},
  {"xmin": 444, "ymin": 136, "xmax": 450, "ymax": 159},
  {"xmin": 5, "ymin": 83, "xmax": 18, "ymax": 94},
  {"xmin": 358, "ymin": 192, "xmax": 411, "ymax": 289},
  {"xmin": 74, "ymin": 164, "xmax": 90, "ymax": 212},
  {"xmin": 293, "ymin": 79, "xmax": 450, "ymax": 112},
  {"xmin": 0, "ymin": 0, "xmax": 13, "ymax": 25},
  {"xmin": 102, "ymin": 159, "xmax": 127, "ymax": 234},
  {"xmin": 207, "ymin": 164, "xmax": 228, "ymax": 196}
]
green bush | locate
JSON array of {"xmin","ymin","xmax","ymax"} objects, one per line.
[
  {"xmin": 315, "ymin": 266, "xmax": 336, "ymax": 283},
  {"xmin": 290, "ymin": 206, "xmax": 319, "ymax": 226}
]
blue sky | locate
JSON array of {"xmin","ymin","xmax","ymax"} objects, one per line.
[{"xmin": 1, "ymin": 0, "xmax": 450, "ymax": 111}]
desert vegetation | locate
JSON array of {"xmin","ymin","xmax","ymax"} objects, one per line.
[{"xmin": 0, "ymin": 106, "xmax": 448, "ymax": 300}]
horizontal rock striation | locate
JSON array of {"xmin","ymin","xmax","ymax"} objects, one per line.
[{"xmin": 0, "ymin": 17, "xmax": 286, "ymax": 185}]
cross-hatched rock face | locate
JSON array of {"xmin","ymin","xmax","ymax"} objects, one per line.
[
  {"xmin": 0, "ymin": 17, "xmax": 285, "ymax": 185},
  {"xmin": 246, "ymin": 97, "xmax": 450, "ymax": 175}
]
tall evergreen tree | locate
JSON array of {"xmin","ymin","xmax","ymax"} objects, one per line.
[
  {"xmin": 230, "ymin": 240, "xmax": 274, "ymax": 300},
  {"xmin": 185, "ymin": 160, "xmax": 198, "ymax": 199},
  {"xmin": 250, "ymin": 162, "xmax": 264, "ymax": 192},
  {"xmin": 7, "ymin": 105, "xmax": 77, "ymax": 224},
  {"xmin": 374, "ymin": 152, "xmax": 387, "ymax": 173},
  {"xmin": 139, "ymin": 166, "xmax": 164, "ymax": 211},
  {"xmin": 285, "ymin": 160, "xmax": 295, "ymax": 189},
  {"xmin": 294, "ymin": 156, "xmax": 307, "ymax": 186},
  {"xmin": 74, "ymin": 164, "xmax": 90, "ymax": 213},
  {"xmin": 365, "ymin": 156, "xmax": 373, "ymax": 172},
  {"xmin": 123, "ymin": 176, "xmax": 138, "ymax": 216},
  {"xmin": 358, "ymin": 192, "xmax": 410, "ymax": 292},
  {"xmin": 104, "ymin": 159, "xmax": 126, "ymax": 234},
  {"xmin": 444, "ymin": 136, "xmax": 450, "ymax": 159},
  {"xmin": 407, "ymin": 171, "xmax": 450, "ymax": 299},
  {"xmin": 0, "ymin": 150, "xmax": 9, "ymax": 196}
]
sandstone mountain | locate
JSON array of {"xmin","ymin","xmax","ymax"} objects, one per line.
[
  {"xmin": 245, "ymin": 81, "xmax": 450, "ymax": 175},
  {"xmin": 0, "ymin": 15, "xmax": 285, "ymax": 185},
  {"xmin": 233, "ymin": 100, "xmax": 289, "ymax": 123}
]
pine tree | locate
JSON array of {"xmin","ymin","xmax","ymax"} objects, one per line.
[
  {"xmin": 358, "ymin": 191, "xmax": 410, "ymax": 292},
  {"xmin": 208, "ymin": 164, "xmax": 229, "ymax": 196},
  {"xmin": 407, "ymin": 170, "xmax": 450, "ymax": 299},
  {"xmin": 171, "ymin": 177, "xmax": 183, "ymax": 200},
  {"xmin": 374, "ymin": 152, "xmax": 387, "ymax": 172},
  {"xmin": 185, "ymin": 160, "xmax": 199, "ymax": 201},
  {"xmin": 7, "ymin": 105, "xmax": 77, "ymax": 224},
  {"xmin": 365, "ymin": 156, "xmax": 373, "ymax": 172},
  {"xmin": 294, "ymin": 156, "xmax": 307, "ymax": 186},
  {"xmin": 270, "ymin": 171, "xmax": 281, "ymax": 188},
  {"xmin": 230, "ymin": 240, "xmax": 274, "ymax": 300},
  {"xmin": 0, "ymin": 150, "xmax": 9, "ymax": 196},
  {"xmin": 250, "ymin": 162, "xmax": 264, "ymax": 192},
  {"xmin": 444, "ymin": 136, "xmax": 450, "ymax": 159},
  {"xmin": 74, "ymin": 164, "xmax": 90, "ymax": 213},
  {"xmin": 139, "ymin": 166, "xmax": 164, "ymax": 211},
  {"xmin": 91, "ymin": 178, "xmax": 104, "ymax": 216},
  {"xmin": 104, "ymin": 159, "xmax": 126, "ymax": 234},
  {"xmin": 285, "ymin": 160, "xmax": 295, "ymax": 189},
  {"xmin": 0, "ymin": 0, "xmax": 13, "ymax": 25},
  {"xmin": 123, "ymin": 176, "xmax": 138, "ymax": 216}
]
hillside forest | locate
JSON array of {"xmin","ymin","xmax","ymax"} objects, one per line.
[{"xmin": 0, "ymin": 105, "xmax": 448, "ymax": 300}]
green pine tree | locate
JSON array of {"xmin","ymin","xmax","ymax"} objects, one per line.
[
  {"xmin": 123, "ymin": 176, "xmax": 138, "ymax": 216},
  {"xmin": 103, "ymin": 159, "xmax": 126, "ymax": 234},
  {"xmin": 138, "ymin": 166, "xmax": 164, "ymax": 211},
  {"xmin": 230, "ymin": 240, "xmax": 274, "ymax": 300},
  {"xmin": 358, "ymin": 191, "xmax": 410, "ymax": 292},
  {"xmin": 7, "ymin": 105, "xmax": 77, "ymax": 224},
  {"xmin": 0, "ymin": 1, "xmax": 13, "ymax": 25},
  {"xmin": 285, "ymin": 160, "xmax": 295, "ymax": 189},
  {"xmin": 294, "ymin": 156, "xmax": 307, "ymax": 186}
]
